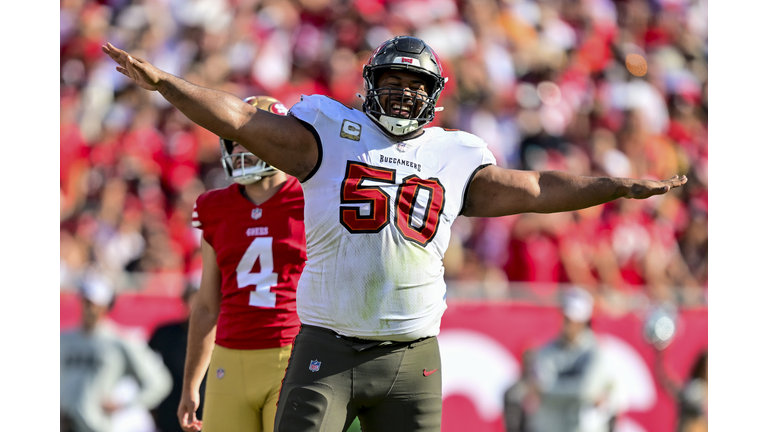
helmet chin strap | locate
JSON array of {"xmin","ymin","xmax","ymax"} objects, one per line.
[
  {"xmin": 373, "ymin": 113, "xmax": 421, "ymax": 135},
  {"xmin": 234, "ymin": 175, "xmax": 263, "ymax": 185},
  {"xmin": 233, "ymin": 168, "xmax": 279, "ymax": 185}
]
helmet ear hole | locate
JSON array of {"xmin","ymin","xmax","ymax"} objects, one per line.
[{"xmin": 423, "ymin": 76, "xmax": 437, "ymax": 96}]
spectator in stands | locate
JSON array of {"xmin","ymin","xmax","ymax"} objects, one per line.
[
  {"xmin": 60, "ymin": 270, "xmax": 173, "ymax": 432},
  {"xmin": 60, "ymin": 90, "xmax": 90, "ymax": 222},
  {"xmin": 503, "ymin": 212, "xmax": 571, "ymax": 295},
  {"xmin": 678, "ymin": 204, "xmax": 708, "ymax": 292}
]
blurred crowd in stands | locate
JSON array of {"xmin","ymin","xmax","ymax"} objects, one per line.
[{"xmin": 60, "ymin": 0, "xmax": 708, "ymax": 309}]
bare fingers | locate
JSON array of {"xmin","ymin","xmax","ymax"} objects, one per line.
[
  {"xmin": 660, "ymin": 175, "xmax": 687, "ymax": 192},
  {"xmin": 101, "ymin": 42, "xmax": 127, "ymax": 66},
  {"xmin": 650, "ymin": 176, "xmax": 684, "ymax": 196},
  {"xmin": 115, "ymin": 66, "xmax": 130, "ymax": 78},
  {"xmin": 102, "ymin": 43, "xmax": 146, "ymax": 69},
  {"xmin": 670, "ymin": 175, "xmax": 688, "ymax": 188},
  {"xmin": 179, "ymin": 413, "xmax": 202, "ymax": 432},
  {"xmin": 628, "ymin": 175, "xmax": 687, "ymax": 199},
  {"xmin": 104, "ymin": 45, "xmax": 159, "ymax": 91}
]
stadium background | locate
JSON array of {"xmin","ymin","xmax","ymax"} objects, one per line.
[{"xmin": 59, "ymin": 0, "xmax": 708, "ymax": 431}]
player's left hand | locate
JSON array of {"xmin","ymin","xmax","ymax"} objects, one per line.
[{"xmin": 625, "ymin": 175, "xmax": 687, "ymax": 200}]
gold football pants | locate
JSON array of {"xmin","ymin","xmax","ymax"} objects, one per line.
[{"xmin": 202, "ymin": 344, "xmax": 292, "ymax": 432}]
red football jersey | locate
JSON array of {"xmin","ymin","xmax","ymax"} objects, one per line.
[{"xmin": 192, "ymin": 177, "xmax": 306, "ymax": 349}]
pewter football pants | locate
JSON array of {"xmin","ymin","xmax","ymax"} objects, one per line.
[{"xmin": 274, "ymin": 325, "xmax": 442, "ymax": 432}]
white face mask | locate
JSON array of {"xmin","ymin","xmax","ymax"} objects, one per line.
[
  {"xmin": 221, "ymin": 152, "xmax": 277, "ymax": 185},
  {"xmin": 220, "ymin": 140, "xmax": 277, "ymax": 184}
]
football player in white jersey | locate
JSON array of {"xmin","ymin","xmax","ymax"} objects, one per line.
[{"xmin": 103, "ymin": 36, "xmax": 686, "ymax": 432}]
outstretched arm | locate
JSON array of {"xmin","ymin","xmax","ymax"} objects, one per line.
[
  {"xmin": 102, "ymin": 43, "xmax": 318, "ymax": 180},
  {"xmin": 178, "ymin": 239, "xmax": 221, "ymax": 432},
  {"xmin": 462, "ymin": 165, "xmax": 687, "ymax": 217}
]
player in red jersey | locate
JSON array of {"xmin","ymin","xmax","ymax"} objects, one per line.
[{"xmin": 176, "ymin": 96, "xmax": 306, "ymax": 432}]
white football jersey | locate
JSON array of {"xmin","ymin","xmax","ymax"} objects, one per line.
[{"xmin": 291, "ymin": 95, "xmax": 496, "ymax": 340}]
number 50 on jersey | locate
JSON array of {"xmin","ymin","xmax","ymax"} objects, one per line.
[{"xmin": 339, "ymin": 161, "xmax": 445, "ymax": 247}]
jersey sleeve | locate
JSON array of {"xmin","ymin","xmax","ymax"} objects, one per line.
[
  {"xmin": 479, "ymin": 145, "xmax": 497, "ymax": 167},
  {"xmin": 288, "ymin": 94, "xmax": 323, "ymax": 125},
  {"xmin": 191, "ymin": 191, "xmax": 218, "ymax": 245},
  {"xmin": 454, "ymin": 129, "xmax": 498, "ymax": 167},
  {"xmin": 191, "ymin": 200, "xmax": 202, "ymax": 230},
  {"xmin": 455, "ymin": 131, "xmax": 498, "ymax": 215}
]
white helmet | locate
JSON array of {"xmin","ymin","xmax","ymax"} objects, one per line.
[{"xmin": 220, "ymin": 95, "xmax": 289, "ymax": 185}]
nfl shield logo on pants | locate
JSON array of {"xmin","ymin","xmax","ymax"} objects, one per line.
[{"xmin": 309, "ymin": 359, "xmax": 321, "ymax": 372}]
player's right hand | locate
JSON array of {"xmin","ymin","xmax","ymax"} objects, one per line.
[
  {"xmin": 177, "ymin": 391, "xmax": 203, "ymax": 432},
  {"xmin": 101, "ymin": 42, "xmax": 164, "ymax": 91}
]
